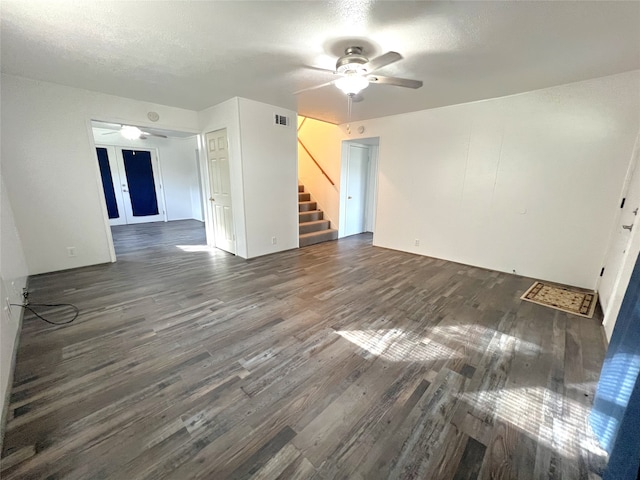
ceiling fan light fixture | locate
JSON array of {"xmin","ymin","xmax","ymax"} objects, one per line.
[
  {"xmin": 336, "ymin": 63, "xmax": 367, "ymax": 75},
  {"xmin": 121, "ymin": 125, "xmax": 142, "ymax": 140},
  {"xmin": 335, "ymin": 75, "xmax": 369, "ymax": 95}
]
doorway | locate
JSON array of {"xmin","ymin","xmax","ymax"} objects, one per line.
[
  {"xmin": 96, "ymin": 146, "xmax": 167, "ymax": 225},
  {"xmin": 91, "ymin": 120, "xmax": 205, "ymax": 260},
  {"xmin": 339, "ymin": 137, "xmax": 380, "ymax": 237}
]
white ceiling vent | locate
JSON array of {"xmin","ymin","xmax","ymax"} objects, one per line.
[{"xmin": 274, "ymin": 114, "xmax": 289, "ymax": 126}]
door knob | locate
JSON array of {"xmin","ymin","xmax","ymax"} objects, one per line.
[
  {"xmin": 623, "ymin": 224, "xmax": 633, "ymax": 231},
  {"xmin": 209, "ymin": 197, "xmax": 215, "ymax": 202},
  {"xmin": 348, "ymin": 196, "xmax": 353, "ymax": 199}
]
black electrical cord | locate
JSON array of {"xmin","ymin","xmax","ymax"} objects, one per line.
[{"xmin": 10, "ymin": 302, "xmax": 79, "ymax": 325}]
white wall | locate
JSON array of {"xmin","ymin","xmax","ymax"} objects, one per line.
[
  {"xmin": 342, "ymin": 71, "xmax": 640, "ymax": 289},
  {"xmin": 0, "ymin": 177, "xmax": 29, "ymax": 432},
  {"xmin": 238, "ymin": 98, "xmax": 298, "ymax": 257},
  {"xmin": 297, "ymin": 117, "xmax": 341, "ymax": 229},
  {"xmin": 1, "ymin": 74, "xmax": 199, "ymax": 275},
  {"xmin": 158, "ymin": 137, "xmax": 201, "ymax": 221},
  {"xmin": 93, "ymin": 130, "xmax": 202, "ymax": 221}
]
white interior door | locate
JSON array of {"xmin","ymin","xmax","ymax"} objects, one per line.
[
  {"xmin": 344, "ymin": 144, "xmax": 369, "ymax": 237},
  {"xmin": 115, "ymin": 148, "xmax": 166, "ymax": 224},
  {"xmin": 600, "ymin": 153, "xmax": 640, "ymax": 311},
  {"xmin": 96, "ymin": 145, "xmax": 127, "ymax": 226},
  {"xmin": 206, "ymin": 129, "xmax": 236, "ymax": 254}
]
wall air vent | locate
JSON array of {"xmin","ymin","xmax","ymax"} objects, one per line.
[{"xmin": 274, "ymin": 114, "xmax": 289, "ymax": 126}]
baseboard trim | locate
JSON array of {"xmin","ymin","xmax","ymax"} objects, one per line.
[{"xmin": 0, "ymin": 278, "xmax": 28, "ymax": 452}]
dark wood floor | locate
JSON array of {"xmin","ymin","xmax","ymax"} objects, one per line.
[{"xmin": 1, "ymin": 220, "xmax": 608, "ymax": 479}]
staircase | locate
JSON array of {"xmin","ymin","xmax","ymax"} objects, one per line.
[{"xmin": 298, "ymin": 184, "xmax": 338, "ymax": 247}]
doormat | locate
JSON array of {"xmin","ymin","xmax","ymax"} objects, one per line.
[{"xmin": 521, "ymin": 281, "xmax": 598, "ymax": 318}]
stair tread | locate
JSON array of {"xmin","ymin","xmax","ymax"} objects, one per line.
[
  {"xmin": 298, "ymin": 209, "xmax": 322, "ymax": 215},
  {"xmin": 298, "ymin": 200, "xmax": 316, "ymax": 205},
  {"xmin": 299, "ymin": 229, "xmax": 338, "ymax": 238},
  {"xmin": 299, "ymin": 219, "xmax": 329, "ymax": 226}
]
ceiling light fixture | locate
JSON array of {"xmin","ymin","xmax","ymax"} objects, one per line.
[
  {"xmin": 121, "ymin": 125, "xmax": 142, "ymax": 140},
  {"xmin": 335, "ymin": 74, "xmax": 369, "ymax": 95}
]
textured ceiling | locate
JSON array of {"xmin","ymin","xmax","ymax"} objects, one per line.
[{"xmin": 2, "ymin": 1, "xmax": 639, "ymax": 124}]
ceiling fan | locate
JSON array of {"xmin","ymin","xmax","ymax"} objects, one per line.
[
  {"xmin": 295, "ymin": 46, "xmax": 423, "ymax": 96},
  {"xmin": 101, "ymin": 124, "xmax": 168, "ymax": 140}
]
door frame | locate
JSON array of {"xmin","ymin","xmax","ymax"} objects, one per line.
[
  {"xmin": 87, "ymin": 117, "xmax": 202, "ymax": 262},
  {"xmin": 339, "ymin": 138, "xmax": 380, "ymax": 238}
]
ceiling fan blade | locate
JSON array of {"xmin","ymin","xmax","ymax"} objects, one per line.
[
  {"xmin": 363, "ymin": 51, "xmax": 402, "ymax": 73},
  {"xmin": 367, "ymin": 75, "xmax": 423, "ymax": 89},
  {"xmin": 293, "ymin": 81, "xmax": 334, "ymax": 95},
  {"xmin": 142, "ymin": 131, "xmax": 168, "ymax": 139},
  {"xmin": 305, "ymin": 66, "xmax": 337, "ymax": 74}
]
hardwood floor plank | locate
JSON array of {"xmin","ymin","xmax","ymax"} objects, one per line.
[
  {"xmin": 276, "ymin": 455, "xmax": 317, "ymax": 480},
  {"xmin": 228, "ymin": 426, "xmax": 297, "ymax": 480},
  {"xmin": 386, "ymin": 368, "xmax": 467, "ymax": 479},
  {"xmin": 250, "ymin": 442, "xmax": 301, "ymax": 480},
  {"xmin": 453, "ymin": 436, "xmax": 487, "ymax": 480}
]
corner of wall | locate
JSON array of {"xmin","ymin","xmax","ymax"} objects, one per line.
[{"xmin": 0, "ymin": 178, "xmax": 29, "ymax": 445}]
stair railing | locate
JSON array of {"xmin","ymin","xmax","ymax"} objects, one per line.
[{"xmin": 297, "ymin": 117, "xmax": 335, "ymax": 186}]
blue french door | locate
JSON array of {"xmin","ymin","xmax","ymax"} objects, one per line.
[
  {"xmin": 96, "ymin": 147, "xmax": 120, "ymax": 220},
  {"xmin": 96, "ymin": 147, "xmax": 165, "ymax": 225},
  {"xmin": 121, "ymin": 149, "xmax": 160, "ymax": 217}
]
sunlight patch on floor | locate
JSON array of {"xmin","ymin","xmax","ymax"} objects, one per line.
[
  {"xmin": 336, "ymin": 328, "xmax": 463, "ymax": 362},
  {"xmin": 429, "ymin": 324, "xmax": 541, "ymax": 355},
  {"xmin": 335, "ymin": 324, "xmax": 540, "ymax": 363},
  {"xmin": 175, "ymin": 245, "xmax": 212, "ymax": 253},
  {"xmin": 461, "ymin": 385, "xmax": 607, "ymax": 461}
]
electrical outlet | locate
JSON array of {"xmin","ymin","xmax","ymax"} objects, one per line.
[
  {"xmin": 67, "ymin": 246, "xmax": 77, "ymax": 257},
  {"xmin": 414, "ymin": 239, "xmax": 420, "ymax": 247},
  {"xmin": 271, "ymin": 236, "xmax": 277, "ymax": 245}
]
